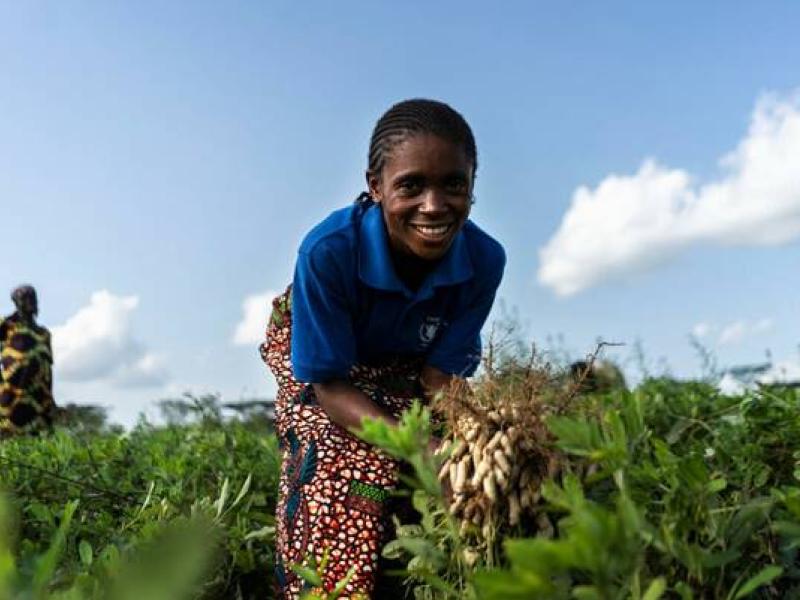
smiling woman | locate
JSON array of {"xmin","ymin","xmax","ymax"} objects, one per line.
[{"xmin": 260, "ymin": 99, "xmax": 505, "ymax": 599}]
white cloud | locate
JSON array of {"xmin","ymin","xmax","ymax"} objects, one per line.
[
  {"xmin": 232, "ymin": 290, "xmax": 277, "ymax": 346},
  {"xmin": 718, "ymin": 318, "xmax": 773, "ymax": 346},
  {"xmin": 719, "ymin": 357, "xmax": 800, "ymax": 395},
  {"xmin": 113, "ymin": 353, "xmax": 169, "ymax": 388},
  {"xmin": 718, "ymin": 372, "xmax": 747, "ymax": 396},
  {"xmin": 692, "ymin": 322, "xmax": 711, "ymax": 338},
  {"xmin": 760, "ymin": 360, "xmax": 800, "ymax": 384},
  {"xmin": 539, "ymin": 90, "xmax": 800, "ymax": 296},
  {"xmin": 718, "ymin": 321, "xmax": 748, "ymax": 345},
  {"xmin": 51, "ymin": 290, "xmax": 168, "ymax": 388}
]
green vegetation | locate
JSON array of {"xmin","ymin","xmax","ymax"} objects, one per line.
[
  {"xmin": 0, "ymin": 396, "xmax": 279, "ymax": 599},
  {"xmin": 3, "ymin": 366, "xmax": 800, "ymax": 598},
  {"xmin": 353, "ymin": 368, "xmax": 800, "ymax": 600}
]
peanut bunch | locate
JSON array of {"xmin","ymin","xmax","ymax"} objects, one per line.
[{"xmin": 437, "ymin": 408, "xmax": 545, "ymax": 538}]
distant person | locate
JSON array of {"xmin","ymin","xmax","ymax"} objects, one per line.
[
  {"xmin": 261, "ymin": 99, "xmax": 505, "ymax": 598},
  {"xmin": 569, "ymin": 360, "xmax": 627, "ymax": 394},
  {"xmin": 0, "ymin": 285, "xmax": 56, "ymax": 436}
]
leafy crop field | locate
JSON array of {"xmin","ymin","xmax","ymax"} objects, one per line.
[
  {"xmin": 0, "ymin": 407, "xmax": 280, "ymax": 599},
  {"xmin": 2, "ymin": 358, "xmax": 800, "ymax": 599}
]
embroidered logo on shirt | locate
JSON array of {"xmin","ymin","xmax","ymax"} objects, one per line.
[{"xmin": 419, "ymin": 316, "xmax": 444, "ymax": 348}]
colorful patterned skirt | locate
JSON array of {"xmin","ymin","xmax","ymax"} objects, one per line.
[{"xmin": 260, "ymin": 287, "xmax": 424, "ymax": 599}]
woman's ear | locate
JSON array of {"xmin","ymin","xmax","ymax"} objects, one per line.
[{"xmin": 366, "ymin": 170, "xmax": 382, "ymax": 203}]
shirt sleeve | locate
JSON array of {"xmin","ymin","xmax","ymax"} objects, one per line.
[
  {"xmin": 426, "ymin": 247, "xmax": 506, "ymax": 377},
  {"xmin": 290, "ymin": 244, "xmax": 357, "ymax": 383}
]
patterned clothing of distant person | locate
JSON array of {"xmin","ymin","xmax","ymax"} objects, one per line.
[{"xmin": 0, "ymin": 312, "xmax": 56, "ymax": 435}]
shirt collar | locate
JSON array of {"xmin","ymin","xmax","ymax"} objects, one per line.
[{"xmin": 358, "ymin": 203, "xmax": 474, "ymax": 300}]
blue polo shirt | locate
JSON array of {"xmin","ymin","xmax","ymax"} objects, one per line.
[{"xmin": 290, "ymin": 200, "xmax": 505, "ymax": 383}]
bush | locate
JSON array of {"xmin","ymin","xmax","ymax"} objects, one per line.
[{"xmin": 0, "ymin": 412, "xmax": 280, "ymax": 599}]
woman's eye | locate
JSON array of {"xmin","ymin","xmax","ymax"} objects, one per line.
[
  {"xmin": 445, "ymin": 179, "xmax": 469, "ymax": 194},
  {"xmin": 398, "ymin": 180, "xmax": 422, "ymax": 194}
]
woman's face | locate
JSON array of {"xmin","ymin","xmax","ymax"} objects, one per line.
[{"xmin": 368, "ymin": 133, "xmax": 474, "ymax": 262}]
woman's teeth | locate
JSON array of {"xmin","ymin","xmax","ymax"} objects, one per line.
[{"xmin": 413, "ymin": 224, "xmax": 451, "ymax": 236}]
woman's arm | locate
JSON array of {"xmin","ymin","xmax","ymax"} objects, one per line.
[
  {"xmin": 313, "ymin": 375, "xmax": 445, "ymax": 454},
  {"xmin": 312, "ymin": 380, "xmax": 399, "ymax": 433},
  {"xmin": 314, "ymin": 366, "xmax": 457, "ymax": 431}
]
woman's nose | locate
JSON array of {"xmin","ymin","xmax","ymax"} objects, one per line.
[{"xmin": 419, "ymin": 188, "xmax": 447, "ymax": 213}]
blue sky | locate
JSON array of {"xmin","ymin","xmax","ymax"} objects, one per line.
[{"xmin": 2, "ymin": 2, "xmax": 799, "ymax": 425}]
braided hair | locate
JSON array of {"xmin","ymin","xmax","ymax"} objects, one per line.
[{"xmin": 357, "ymin": 99, "xmax": 477, "ymax": 203}]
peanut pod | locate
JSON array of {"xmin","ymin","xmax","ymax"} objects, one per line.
[
  {"xmin": 475, "ymin": 430, "xmax": 490, "ymax": 452},
  {"xmin": 454, "ymin": 456, "xmax": 469, "ymax": 493},
  {"xmin": 471, "ymin": 459, "xmax": 491, "ymax": 488},
  {"xmin": 508, "ymin": 491, "xmax": 521, "ymax": 526},
  {"xmin": 486, "ymin": 430, "xmax": 504, "ymax": 452},
  {"xmin": 441, "ymin": 460, "xmax": 453, "ymax": 483},
  {"xmin": 493, "ymin": 449, "xmax": 511, "ymax": 475},
  {"xmin": 463, "ymin": 424, "xmax": 478, "ymax": 442},
  {"xmin": 482, "ymin": 471, "xmax": 498, "ymax": 504},
  {"xmin": 445, "ymin": 437, "xmax": 465, "ymax": 459},
  {"xmin": 492, "ymin": 465, "xmax": 508, "ymax": 493},
  {"xmin": 471, "ymin": 443, "xmax": 483, "ymax": 472},
  {"xmin": 499, "ymin": 432, "xmax": 514, "ymax": 456},
  {"xmin": 449, "ymin": 494, "xmax": 466, "ymax": 516},
  {"xmin": 448, "ymin": 463, "xmax": 458, "ymax": 492},
  {"xmin": 493, "ymin": 465, "xmax": 507, "ymax": 490}
]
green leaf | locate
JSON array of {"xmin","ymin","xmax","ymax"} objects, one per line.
[
  {"xmin": 244, "ymin": 525, "xmax": 275, "ymax": 541},
  {"xmin": 701, "ymin": 548, "xmax": 740, "ymax": 569},
  {"xmin": 674, "ymin": 581, "xmax": 694, "ymax": 600},
  {"xmin": 329, "ymin": 564, "xmax": 358, "ymax": 599},
  {"xmin": 642, "ymin": 577, "xmax": 667, "ymax": 600},
  {"xmin": 572, "ymin": 585, "xmax": 602, "ymax": 600},
  {"xmin": 79, "ymin": 540, "xmax": 93, "ymax": 567},
  {"xmin": 388, "ymin": 536, "xmax": 445, "ymax": 568},
  {"xmin": 32, "ymin": 500, "xmax": 79, "ymax": 593},
  {"xmin": 708, "ymin": 477, "xmax": 727, "ymax": 493},
  {"xmin": 229, "ymin": 473, "xmax": 252, "ymax": 511},
  {"xmin": 215, "ymin": 477, "xmax": 230, "ymax": 517},
  {"xmin": 547, "ymin": 416, "xmax": 604, "ymax": 457},
  {"xmin": 382, "ymin": 540, "xmax": 406, "ymax": 560},
  {"xmin": 472, "ymin": 568, "xmax": 554, "ymax": 599},
  {"xmin": 290, "ymin": 563, "xmax": 323, "ymax": 588},
  {"xmin": 733, "ymin": 566, "xmax": 782, "ymax": 599}
]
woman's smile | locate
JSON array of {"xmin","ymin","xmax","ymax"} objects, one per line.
[{"xmin": 409, "ymin": 221, "xmax": 455, "ymax": 242}]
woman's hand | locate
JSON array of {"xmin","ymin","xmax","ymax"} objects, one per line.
[
  {"xmin": 420, "ymin": 365, "xmax": 454, "ymax": 402},
  {"xmin": 312, "ymin": 380, "xmax": 399, "ymax": 434}
]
